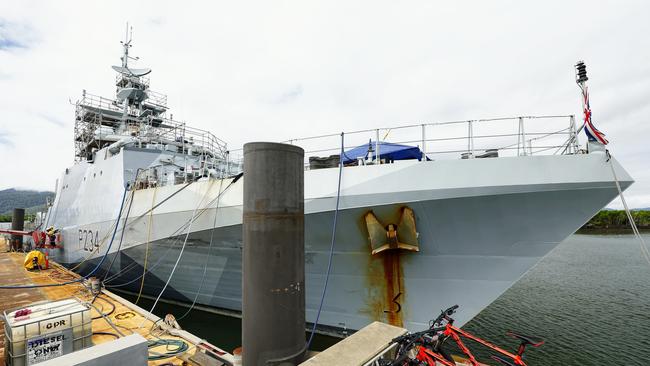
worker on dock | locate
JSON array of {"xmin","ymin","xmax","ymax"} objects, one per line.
[{"xmin": 45, "ymin": 226, "xmax": 59, "ymax": 247}]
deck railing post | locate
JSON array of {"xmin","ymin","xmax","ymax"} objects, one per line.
[
  {"xmin": 375, "ymin": 129, "xmax": 380, "ymax": 164},
  {"xmin": 226, "ymin": 151, "xmax": 230, "ymax": 177},
  {"xmin": 421, "ymin": 124, "xmax": 426, "ymax": 161},
  {"xmin": 570, "ymin": 115, "xmax": 579, "ymax": 153},
  {"xmin": 468, "ymin": 120, "xmax": 474, "ymax": 158},
  {"xmin": 518, "ymin": 117, "xmax": 527, "ymax": 156}
]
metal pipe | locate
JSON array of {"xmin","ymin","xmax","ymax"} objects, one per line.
[
  {"xmin": 242, "ymin": 142, "xmax": 305, "ymax": 366},
  {"xmin": 11, "ymin": 208, "xmax": 25, "ymax": 251}
]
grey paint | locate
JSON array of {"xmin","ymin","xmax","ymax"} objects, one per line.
[
  {"xmin": 37, "ymin": 334, "xmax": 148, "ymax": 366},
  {"xmin": 242, "ymin": 142, "xmax": 306, "ymax": 365},
  {"xmin": 52, "ymin": 150, "xmax": 634, "ymax": 333},
  {"xmin": 83, "ymin": 184, "xmax": 626, "ymax": 336}
]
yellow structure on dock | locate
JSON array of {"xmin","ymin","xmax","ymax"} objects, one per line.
[{"xmin": 0, "ymin": 252, "xmax": 234, "ymax": 366}]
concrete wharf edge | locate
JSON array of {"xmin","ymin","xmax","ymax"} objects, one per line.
[{"xmin": 300, "ymin": 321, "xmax": 407, "ymax": 366}]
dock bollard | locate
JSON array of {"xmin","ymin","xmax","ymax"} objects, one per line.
[
  {"xmin": 11, "ymin": 208, "xmax": 25, "ymax": 251},
  {"xmin": 242, "ymin": 142, "xmax": 305, "ymax": 366}
]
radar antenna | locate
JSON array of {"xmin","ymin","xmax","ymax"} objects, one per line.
[{"xmin": 113, "ymin": 23, "xmax": 151, "ymax": 77}]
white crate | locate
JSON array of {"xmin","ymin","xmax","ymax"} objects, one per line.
[{"xmin": 3, "ymin": 298, "xmax": 93, "ymax": 366}]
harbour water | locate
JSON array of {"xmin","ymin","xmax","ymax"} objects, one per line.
[
  {"xmin": 125, "ymin": 233, "xmax": 650, "ymax": 364},
  {"xmin": 463, "ymin": 233, "xmax": 650, "ymax": 365}
]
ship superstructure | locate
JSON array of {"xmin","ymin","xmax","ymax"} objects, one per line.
[
  {"xmin": 44, "ymin": 34, "xmax": 633, "ymax": 335},
  {"xmin": 71, "ymin": 30, "xmax": 234, "ymax": 186}
]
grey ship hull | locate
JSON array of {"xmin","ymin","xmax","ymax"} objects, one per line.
[
  {"xmin": 49, "ymin": 35, "xmax": 630, "ymax": 334},
  {"xmin": 59, "ymin": 154, "xmax": 631, "ymax": 332}
]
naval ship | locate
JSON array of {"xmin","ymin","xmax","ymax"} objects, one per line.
[{"xmin": 43, "ymin": 34, "xmax": 633, "ymax": 333}]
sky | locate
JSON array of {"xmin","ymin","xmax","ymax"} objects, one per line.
[{"xmin": 0, "ymin": 1, "xmax": 649, "ymax": 208}]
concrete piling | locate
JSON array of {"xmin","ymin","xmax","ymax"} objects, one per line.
[
  {"xmin": 242, "ymin": 142, "xmax": 305, "ymax": 366},
  {"xmin": 11, "ymin": 208, "xmax": 25, "ymax": 251}
]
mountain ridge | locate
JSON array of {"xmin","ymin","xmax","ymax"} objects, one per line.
[{"xmin": 0, "ymin": 188, "xmax": 54, "ymax": 215}]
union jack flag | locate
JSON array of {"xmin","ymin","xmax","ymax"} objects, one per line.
[{"xmin": 582, "ymin": 86, "xmax": 608, "ymax": 145}]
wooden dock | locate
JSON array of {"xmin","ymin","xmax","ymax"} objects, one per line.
[{"xmin": 0, "ymin": 251, "xmax": 234, "ymax": 366}]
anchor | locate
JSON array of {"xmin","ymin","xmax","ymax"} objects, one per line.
[{"xmin": 364, "ymin": 206, "xmax": 420, "ymax": 255}]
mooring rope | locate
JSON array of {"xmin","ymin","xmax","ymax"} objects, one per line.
[
  {"xmin": 103, "ymin": 188, "xmax": 137, "ymax": 282},
  {"xmin": 65, "ymin": 190, "xmax": 134, "ymax": 273},
  {"xmin": 0, "ymin": 184, "xmax": 130, "ymax": 289},
  {"xmin": 138, "ymin": 181, "xmax": 214, "ymax": 329},
  {"xmin": 104, "ymin": 173, "xmax": 242, "ymax": 287},
  {"xmin": 177, "ymin": 178, "xmax": 224, "ymax": 321},
  {"xmin": 307, "ymin": 132, "xmax": 345, "ymax": 349},
  {"xmin": 136, "ymin": 186, "xmax": 158, "ymax": 304},
  {"xmin": 607, "ymin": 151, "xmax": 650, "ymax": 266}
]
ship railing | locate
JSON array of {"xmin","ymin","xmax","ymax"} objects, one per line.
[
  {"xmin": 133, "ymin": 154, "xmax": 236, "ymax": 190},
  {"xmin": 144, "ymin": 89, "xmax": 168, "ymax": 109},
  {"xmin": 78, "ymin": 91, "xmax": 123, "ymax": 114},
  {"xmin": 154, "ymin": 119, "xmax": 229, "ymax": 158},
  {"xmin": 115, "ymin": 74, "xmax": 150, "ymax": 89},
  {"xmin": 130, "ymin": 119, "xmax": 233, "ymax": 188},
  {"xmin": 225, "ymin": 115, "xmax": 581, "ymax": 171},
  {"xmin": 79, "ymin": 90, "xmax": 167, "ymax": 120}
]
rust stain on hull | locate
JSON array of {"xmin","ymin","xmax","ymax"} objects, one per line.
[
  {"xmin": 382, "ymin": 251, "xmax": 404, "ymax": 327},
  {"xmin": 360, "ymin": 207, "xmax": 411, "ymax": 328},
  {"xmin": 362, "ymin": 250, "xmax": 406, "ymax": 327}
]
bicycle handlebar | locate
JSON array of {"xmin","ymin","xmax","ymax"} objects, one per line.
[
  {"xmin": 445, "ymin": 304, "xmax": 459, "ymax": 314},
  {"xmin": 431, "ymin": 304, "xmax": 459, "ymax": 326},
  {"xmin": 391, "ymin": 326, "xmax": 446, "ymax": 345}
]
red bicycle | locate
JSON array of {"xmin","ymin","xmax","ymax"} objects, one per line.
[{"xmin": 383, "ymin": 305, "xmax": 544, "ymax": 366}]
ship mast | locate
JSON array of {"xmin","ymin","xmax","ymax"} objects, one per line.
[
  {"xmin": 71, "ymin": 26, "xmax": 229, "ymax": 178},
  {"xmin": 575, "ymin": 61, "xmax": 608, "ymax": 148},
  {"xmin": 121, "ymin": 24, "xmax": 132, "ymax": 69}
]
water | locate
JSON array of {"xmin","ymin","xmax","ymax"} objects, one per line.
[
  {"xmin": 462, "ymin": 234, "xmax": 650, "ymax": 365},
  {"xmin": 119, "ymin": 297, "xmax": 340, "ymax": 353},
  {"xmin": 123, "ymin": 234, "xmax": 650, "ymax": 364}
]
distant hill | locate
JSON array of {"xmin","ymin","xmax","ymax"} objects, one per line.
[
  {"xmin": 0, "ymin": 188, "xmax": 54, "ymax": 215},
  {"xmin": 579, "ymin": 209, "xmax": 650, "ymax": 232}
]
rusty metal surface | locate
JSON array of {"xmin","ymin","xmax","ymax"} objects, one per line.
[
  {"xmin": 362, "ymin": 206, "xmax": 421, "ymax": 328},
  {"xmin": 365, "ymin": 207, "xmax": 420, "ymax": 255},
  {"xmin": 0, "ymin": 253, "xmax": 46, "ymax": 364},
  {"xmin": 0, "ymin": 252, "xmax": 206, "ymax": 366}
]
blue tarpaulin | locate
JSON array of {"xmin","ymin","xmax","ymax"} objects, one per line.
[{"xmin": 342, "ymin": 140, "xmax": 425, "ymax": 164}]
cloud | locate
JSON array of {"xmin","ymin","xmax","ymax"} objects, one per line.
[
  {"xmin": 0, "ymin": 19, "xmax": 35, "ymax": 51},
  {"xmin": 38, "ymin": 113, "xmax": 66, "ymax": 127},
  {"xmin": 148, "ymin": 17, "xmax": 165, "ymax": 26},
  {"xmin": 0, "ymin": 37, "xmax": 23, "ymax": 50},
  {"xmin": 0, "ymin": 1, "xmax": 648, "ymax": 209},
  {"xmin": 272, "ymin": 84, "xmax": 304, "ymax": 104},
  {"xmin": 0, "ymin": 130, "xmax": 13, "ymax": 147}
]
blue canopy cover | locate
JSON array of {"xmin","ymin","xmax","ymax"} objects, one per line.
[{"xmin": 342, "ymin": 141, "xmax": 424, "ymax": 164}]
